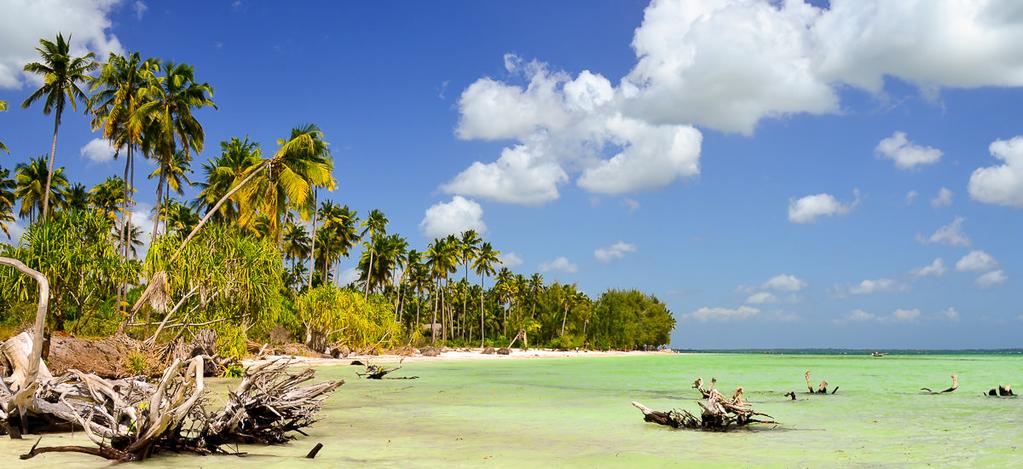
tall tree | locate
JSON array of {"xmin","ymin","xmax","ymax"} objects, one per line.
[
  {"xmin": 21, "ymin": 33, "xmax": 97, "ymax": 219},
  {"xmin": 281, "ymin": 221, "xmax": 311, "ymax": 269},
  {"xmin": 90, "ymin": 52, "xmax": 158, "ymax": 259},
  {"xmin": 459, "ymin": 230, "xmax": 481, "ymax": 340},
  {"xmin": 141, "ymin": 61, "xmax": 215, "ymax": 251},
  {"xmin": 473, "ymin": 242, "xmax": 500, "ymax": 347},
  {"xmin": 62, "ymin": 183, "xmax": 90, "ymax": 211},
  {"xmin": 424, "ymin": 236, "xmax": 458, "ymax": 342},
  {"xmin": 359, "ymin": 209, "xmax": 388, "ymax": 300},
  {"xmin": 149, "ymin": 149, "xmax": 193, "ymax": 238},
  {"xmin": 89, "ymin": 176, "xmax": 128, "ymax": 225},
  {"xmin": 15, "ymin": 156, "xmax": 68, "ymax": 222},
  {"xmin": 0, "ymin": 168, "xmax": 15, "ymax": 239}
]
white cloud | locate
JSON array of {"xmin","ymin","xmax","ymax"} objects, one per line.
[
  {"xmin": 918, "ymin": 217, "xmax": 970, "ymax": 247},
  {"xmin": 941, "ymin": 307, "xmax": 960, "ymax": 321},
  {"xmin": 497, "ymin": 252, "xmax": 523, "ymax": 268},
  {"xmin": 931, "ymin": 187, "xmax": 953, "ymax": 208},
  {"xmin": 955, "ymin": 250, "xmax": 998, "ymax": 272},
  {"xmin": 910, "ymin": 258, "xmax": 946, "ymax": 278},
  {"xmin": 875, "ymin": 132, "xmax": 942, "ymax": 170},
  {"xmin": 419, "ymin": 196, "xmax": 487, "ymax": 239},
  {"xmin": 441, "ymin": 144, "xmax": 568, "ymax": 205},
  {"xmin": 968, "ymin": 136, "xmax": 1023, "ymax": 208},
  {"xmin": 539, "ymin": 256, "xmax": 577, "ymax": 274},
  {"xmin": 685, "ymin": 305, "xmax": 760, "ymax": 322},
  {"xmin": 132, "ymin": 1, "xmax": 147, "ymax": 19},
  {"xmin": 594, "ymin": 241, "xmax": 637, "ymax": 263},
  {"xmin": 130, "ymin": 201, "xmax": 154, "ymax": 248},
  {"xmin": 975, "ymin": 270, "xmax": 1007, "ymax": 288},
  {"xmin": 338, "ymin": 267, "xmax": 359, "ymax": 286},
  {"xmin": 788, "ymin": 191, "xmax": 858, "ymax": 223},
  {"xmin": 623, "ymin": 198, "xmax": 640, "ymax": 212},
  {"xmin": 848, "ymin": 278, "xmax": 897, "ymax": 295},
  {"xmin": 745, "ymin": 292, "xmax": 777, "ymax": 305},
  {"xmin": 0, "ymin": 0, "xmax": 124, "ymax": 89},
  {"xmin": 892, "ymin": 308, "xmax": 921, "ymax": 322},
  {"xmin": 843, "ymin": 309, "xmax": 876, "ymax": 322},
  {"xmin": 80, "ymin": 137, "xmax": 118, "ymax": 163},
  {"xmin": 762, "ymin": 274, "xmax": 807, "ymax": 292},
  {"xmin": 905, "ymin": 190, "xmax": 919, "ymax": 205}
]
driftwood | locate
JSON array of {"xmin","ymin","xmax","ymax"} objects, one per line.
[
  {"xmin": 356, "ymin": 360, "xmax": 418, "ymax": 380},
  {"xmin": 632, "ymin": 384, "xmax": 777, "ymax": 431},
  {"xmin": 0, "ymin": 256, "xmax": 342, "ymax": 461},
  {"xmin": 986, "ymin": 384, "xmax": 1014, "ymax": 397},
  {"xmin": 922, "ymin": 374, "xmax": 958, "ymax": 394},
  {"xmin": 805, "ymin": 371, "xmax": 838, "ymax": 394}
]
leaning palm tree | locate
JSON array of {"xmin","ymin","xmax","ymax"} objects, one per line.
[
  {"xmin": 140, "ymin": 61, "xmax": 215, "ymax": 250},
  {"xmin": 473, "ymin": 242, "xmax": 500, "ymax": 347},
  {"xmin": 0, "ymin": 100, "xmax": 8, "ymax": 153},
  {"xmin": 21, "ymin": 33, "xmax": 97, "ymax": 220},
  {"xmin": 15, "ymin": 156, "xmax": 68, "ymax": 222},
  {"xmin": 0, "ymin": 168, "xmax": 16, "ymax": 239},
  {"xmin": 235, "ymin": 124, "xmax": 336, "ymax": 242},
  {"xmin": 359, "ymin": 209, "xmax": 388, "ymax": 300}
]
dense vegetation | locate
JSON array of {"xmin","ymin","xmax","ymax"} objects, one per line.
[{"xmin": 0, "ymin": 34, "xmax": 675, "ymax": 356}]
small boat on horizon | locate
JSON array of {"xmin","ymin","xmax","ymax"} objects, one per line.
[{"xmin": 871, "ymin": 351, "xmax": 886, "ymax": 357}]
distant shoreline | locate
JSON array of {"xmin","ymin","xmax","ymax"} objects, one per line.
[
  {"xmin": 673, "ymin": 348, "xmax": 1023, "ymax": 355},
  {"xmin": 243, "ymin": 348, "xmax": 674, "ymax": 367}
]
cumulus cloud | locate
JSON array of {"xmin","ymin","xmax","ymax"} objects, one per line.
[
  {"xmin": 910, "ymin": 258, "xmax": 946, "ymax": 278},
  {"xmin": 955, "ymin": 250, "xmax": 998, "ymax": 272},
  {"xmin": 788, "ymin": 191, "xmax": 858, "ymax": 223},
  {"xmin": 875, "ymin": 132, "xmax": 942, "ymax": 170},
  {"xmin": 539, "ymin": 256, "xmax": 577, "ymax": 274},
  {"xmin": 848, "ymin": 278, "xmax": 897, "ymax": 295},
  {"xmin": 745, "ymin": 292, "xmax": 777, "ymax": 305},
  {"xmin": 685, "ymin": 305, "xmax": 760, "ymax": 322},
  {"xmin": 80, "ymin": 137, "xmax": 118, "ymax": 163},
  {"xmin": 918, "ymin": 217, "xmax": 970, "ymax": 247},
  {"xmin": 842, "ymin": 309, "xmax": 877, "ymax": 322},
  {"xmin": 497, "ymin": 252, "xmax": 523, "ymax": 268},
  {"xmin": 838, "ymin": 308, "xmax": 920, "ymax": 324},
  {"xmin": 762, "ymin": 274, "xmax": 807, "ymax": 292},
  {"xmin": 0, "ymin": 0, "xmax": 124, "ymax": 89},
  {"xmin": 931, "ymin": 187, "xmax": 953, "ymax": 208},
  {"xmin": 623, "ymin": 198, "xmax": 640, "ymax": 212},
  {"xmin": 441, "ymin": 144, "xmax": 568, "ymax": 205},
  {"xmin": 594, "ymin": 241, "xmax": 637, "ymax": 263},
  {"xmin": 975, "ymin": 270, "xmax": 1007, "ymax": 288},
  {"xmin": 941, "ymin": 307, "xmax": 960, "ymax": 321},
  {"xmin": 968, "ymin": 136, "xmax": 1023, "ymax": 208},
  {"xmin": 419, "ymin": 196, "xmax": 487, "ymax": 239},
  {"xmin": 892, "ymin": 308, "xmax": 921, "ymax": 321}
]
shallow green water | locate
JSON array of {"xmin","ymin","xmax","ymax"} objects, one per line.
[{"xmin": 5, "ymin": 353, "xmax": 1022, "ymax": 468}]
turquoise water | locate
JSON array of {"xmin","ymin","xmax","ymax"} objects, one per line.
[{"xmin": 4, "ymin": 353, "xmax": 1022, "ymax": 467}]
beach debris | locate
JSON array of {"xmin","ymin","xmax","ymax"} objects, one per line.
[
  {"xmin": 921, "ymin": 374, "xmax": 958, "ymax": 394},
  {"xmin": 986, "ymin": 384, "xmax": 1014, "ymax": 397},
  {"xmin": 507, "ymin": 329, "xmax": 528, "ymax": 350},
  {"xmin": 632, "ymin": 386, "xmax": 777, "ymax": 431},
  {"xmin": 0, "ymin": 257, "xmax": 342, "ymax": 461},
  {"xmin": 419, "ymin": 347, "xmax": 441, "ymax": 357},
  {"xmin": 481, "ymin": 347, "xmax": 496, "ymax": 355},
  {"xmin": 692, "ymin": 377, "xmax": 717, "ymax": 398},
  {"xmin": 784, "ymin": 391, "xmax": 797, "ymax": 400},
  {"xmin": 306, "ymin": 443, "xmax": 324, "ymax": 459},
  {"xmin": 496, "ymin": 347, "xmax": 511, "ymax": 355},
  {"xmin": 356, "ymin": 359, "xmax": 418, "ymax": 380},
  {"xmin": 805, "ymin": 371, "xmax": 838, "ymax": 394}
]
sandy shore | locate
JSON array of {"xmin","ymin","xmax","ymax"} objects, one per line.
[{"xmin": 243, "ymin": 348, "xmax": 674, "ymax": 367}]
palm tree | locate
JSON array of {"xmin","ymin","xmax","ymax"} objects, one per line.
[
  {"xmin": 0, "ymin": 100, "xmax": 8, "ymax": 153},
  {"xmin": 15, "ymin": 156, "xmax": 68, "ymax": 222},
  {"xmin": 149, "ymin": 149, "xmax": 192, "ymax": 237},
  {"xmin": 281, "ymin": 221, "xmax": 311, "ymax": 269},
  {"xmin": 559, "ymin": 283, "xmax": 581, "ymax": 337},
  {"xmin": 473, "ymin": 242, "xmax": 500, "ymax": 346},
  {"xmin": 329, "ymin": 205, "xmax": 359, "ymax": 283},
  {"xmin": 160, "ymin": 199, "xmax": 199, "ymax": 236},
  {"xmin": 21, "ymin": 33, "xmax": 97, "ymax": 220},
  {"xmin": 409, "ymin": 253, "xmax": 430, "ymax": 329},
  {"xmin": 425, "ymin": 236, "xmax": 459, "ymax": 343},
  {"xmin": 63, "ymin": 183, "xmax": 90, "ymax": 211},
  {"xmin": 360, "ymin": 209, "xmax": 388, "ymax": 300},
  {"xmin": 140, "ymin": 61, "xmax": 215, "ymax": 250},
  {"xmin": 236, "ymin": 124, "xmax": 336, "ymax": 241},
  {"xmin": 0, "ymin": 168, "xmax": 16, "ymax": 239},
  {"xmin": 194, "ymin": 137, "xmax": 261, "ymax": 221},
  {"xmin": 89, "ymin": 176, "xmax": 128, "ymax": 225},
  {"xmin": 90, "ymin": 52, "xmax": 159, "ymax": 259},
  {"xmin": 459, "ymin": 230, "xmax": 481, "ymax": 339}
]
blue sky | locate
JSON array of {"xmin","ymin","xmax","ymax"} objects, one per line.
[{"xmin": 1, "ymin": 0, "xmax": 1022, "ymax": 349}]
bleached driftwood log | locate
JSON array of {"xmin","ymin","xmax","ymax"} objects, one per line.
[{"xmin": 632, "ymin": 383, "xmax": 777, "ymax": 431}]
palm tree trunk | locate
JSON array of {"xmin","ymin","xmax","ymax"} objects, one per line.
[
  {"xmin": 561, "ymin": 306, "xmax": 569, "ymax": 337},
  {"xmin": 430, "ymin": 282, "xmax": 438, "ymax": 345},
  {"xmin": 480, "ymin": 275, "xmax": 486, "ymax": 348},
  {"xmin": 41, "ymin": 112, "xmax": 60, "ymax": 220},
  {"xmin": 148, "ymin": 170, "xmax": 166, "ymax": 253},
  {"xmin": 306, "ymin": 189, "xmax": 317, "ymax": 288},
  {"xmin": 364, "ymin": 248, "xmax": 374, "ymax": 300}
]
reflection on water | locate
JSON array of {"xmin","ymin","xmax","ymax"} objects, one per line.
[{"xmin": 3, "ymin": 353, "xmax": 1021, "ymax": 468}]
